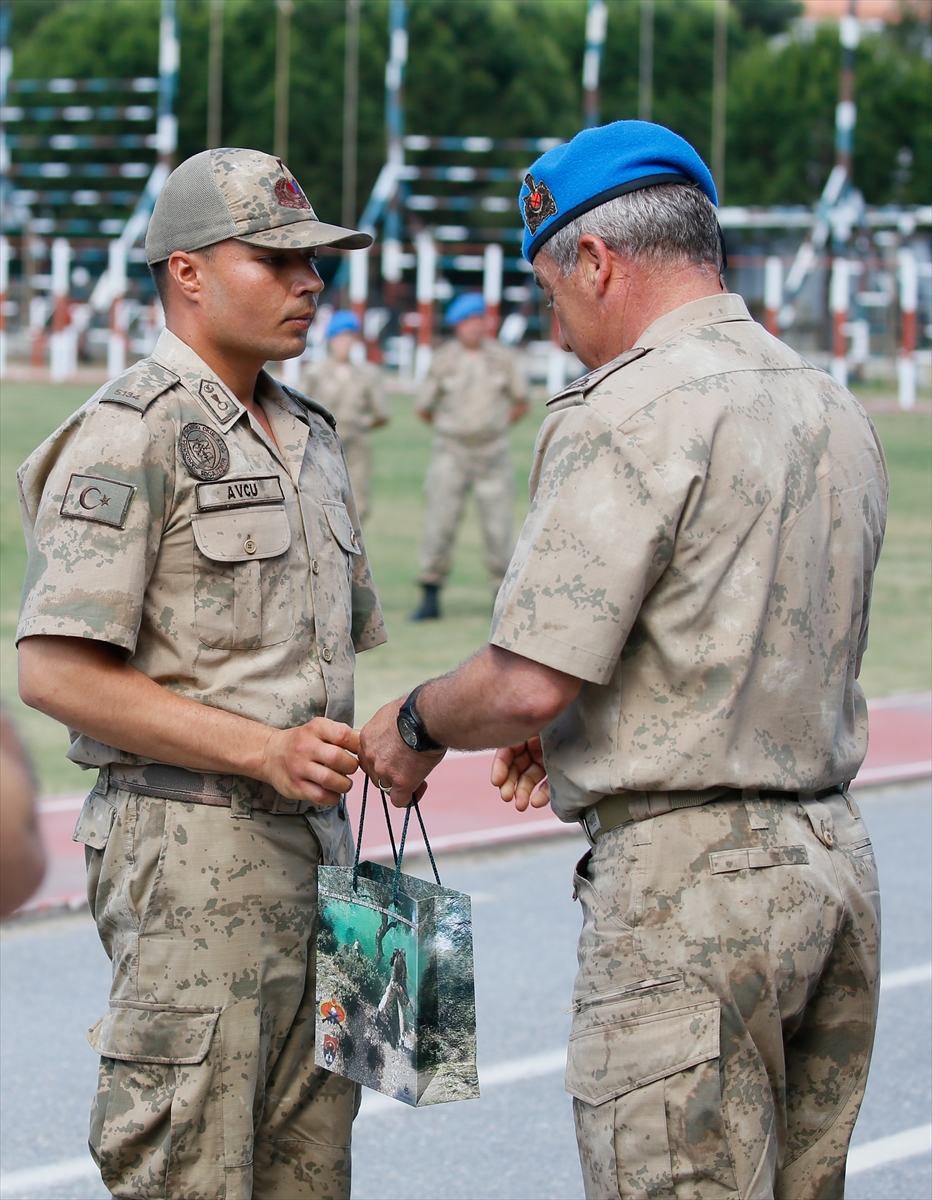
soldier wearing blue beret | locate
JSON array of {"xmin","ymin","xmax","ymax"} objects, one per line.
[
  {"xmin": 302, "ymin": 311, "xmax": 390, "ymax": 521},
  {"xmin": 410, "ymin": 291, "xmax": 528, "ymax": 620},
  {"xmin": 360, "ymin": 119, "xmax": 887, "ymax": 1199}
]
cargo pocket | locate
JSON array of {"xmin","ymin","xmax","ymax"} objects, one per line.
[
  {"xmin": 88, "ymin": 1000, "xmax": 241, "ymax": 1197},
  {"xmin": 567, "ymin": 992, "xmax": 738, "ymax": 1198},
  {"xmin": 192, "ymin": 506, "xmax": 293, "ymax": 649}
]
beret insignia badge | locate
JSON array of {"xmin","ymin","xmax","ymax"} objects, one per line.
[
  {"xmin": 180, "ymin": 422, "xmax": 230, "ymax": 481},
  {"xmin": 522, "ymin": 173, "xmax": 558, "ymax": 235}
]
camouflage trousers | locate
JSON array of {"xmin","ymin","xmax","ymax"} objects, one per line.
[
  {"xmin": 75, "ymin": 782, "xmax": 359, "ymax": 1200},
  {"xmin": 418, "ymin": 434, "xmax": 514, "ymax": 591},
  {"xmin": 568, "ymin": 791, "xmax": 880, "ymax": 1200},
  {"xmin": 342, "ymin": 434, "xmax": 372, "ymax": 522}
]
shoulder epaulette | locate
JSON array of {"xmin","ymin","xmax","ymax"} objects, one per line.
[
  {"xmin": 282, "ymin": 385, "xmax": 338, "ymax": 431},
  {"xmin": 97, "ymin": 360, "xmax": 180, "ymax": 413},
  {"xmin": 546, "ymin": 346, "xmax": 649, "ymax": 407}
]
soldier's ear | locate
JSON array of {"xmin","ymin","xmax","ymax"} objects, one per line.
[{"xmin": 167, "ymin": 251, "xmax": 205, "ymax": 303}]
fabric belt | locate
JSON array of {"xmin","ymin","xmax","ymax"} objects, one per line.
[
  {"xmin": 101, "ymin": 763, "xmax": 314, "ymax": 815},
  {"xmin": 579, "ymin": 784, "xmax": 846, "ymax": 846}
]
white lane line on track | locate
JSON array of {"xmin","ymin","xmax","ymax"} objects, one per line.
[
  {"xmin": 0, "ymin": 1155, "xmax": 99, "ymax": 1195},
  {"xmin": 881, "ymin": 962, "xmax": 932, "ymax": 991},
  {"xmin": 2, "ymin": 965, "xmax": 929, "ymax": 1195},
  {"xmin": 847, "ymin": 1123, "xmax": 932, "ymax": 1176}
]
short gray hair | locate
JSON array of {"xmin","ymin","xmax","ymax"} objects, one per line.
[{"xmin": 542, "ymin": 183, "xmax": 721, "ymax": 275}]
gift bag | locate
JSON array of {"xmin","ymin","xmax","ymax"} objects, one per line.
[{"xmin": 315, "ymin": 779, "xmax": 480, "ymax": 1107}]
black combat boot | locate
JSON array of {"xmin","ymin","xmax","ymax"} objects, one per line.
[{"xmin": 409, "ymin": 584, "xmax": 441, "ymax": 621}]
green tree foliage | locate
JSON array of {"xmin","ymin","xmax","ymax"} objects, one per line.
[
  {"xmin": 727, "ymin": 21, "xmax": 932, "ymax": 205},
  {"xmin": 7, "ymin": 0, "xmax": 930, "ymax": 218}
]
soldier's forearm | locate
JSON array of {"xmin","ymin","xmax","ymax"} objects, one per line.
[
  {"xmin": 18, "ymin": 635, "xmax": 272, "ymax": 780},
  {"xmin": 417, "ymin": 645, "xmax": 581, "ymax": 751}
]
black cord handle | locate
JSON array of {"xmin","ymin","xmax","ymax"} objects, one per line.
[{"xmin": 352, "ymin": 776, "xmax": 442, "ymax": 898}]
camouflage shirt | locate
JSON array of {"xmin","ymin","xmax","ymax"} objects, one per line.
[
  {"xmin": 416, "ymin": 338, "xmax": 526, "ymax": 444},
  {"xmin": 18, "ymin": 327, "xmax": 386, "ymax": 772},
  {"xmin": 490, "ymin": 294, "xmax": 888, "ymax": 820},
  {"xmin": 301, "ymin": 358, "xmax": 389, "ymax": 441}
]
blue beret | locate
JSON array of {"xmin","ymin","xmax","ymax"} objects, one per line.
[
  {"xmin": 446, "ymin": 292, "xmax": 486, "ymax": 327},
  {"xmin": 519, "ymin": 120, "xmax": 718, "ymax": 263},
  {"xmin": 328, "ymin": 310, "xmax": 361, "ymax": 338}
]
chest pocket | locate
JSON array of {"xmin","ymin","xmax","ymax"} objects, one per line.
[
  {"xmin": 192, "ymin": 507, "xmax": 294, "ymax": 649},
  {"xmin": 321, "ymin": 501, "xmax": 361, "ymax": 558}
]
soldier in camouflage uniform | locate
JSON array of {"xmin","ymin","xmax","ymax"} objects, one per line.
[
  {"xmin": 359, "ymin": 122, "xmax": 887, "ymax": 1198},
  {"xmin": 411, "ymin": 292, "xmax": 528, "ymax": 620},
  {"xmin": 302, "ymin": 310, "xmax": 389, "ymax": 521},
  {"xmin": 17, "ymin": 148, "xmax": 384, "ymax": 1200}
]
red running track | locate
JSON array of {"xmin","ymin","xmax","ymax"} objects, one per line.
[{"xmin": 15, "ymin": 693, "xmax": 931, "ymax": 916}]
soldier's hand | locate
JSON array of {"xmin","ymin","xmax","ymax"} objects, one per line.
[
  {"xmin": 262, "ymin": 718, "xmax": 361, "ymax": 806},
  {"xmin": 491, "ymin": 737, "xmax": 550, "ymax": 812},
  {"xmin": 358, "ymin": 699, "xmax": 444, "ymax": 807}
]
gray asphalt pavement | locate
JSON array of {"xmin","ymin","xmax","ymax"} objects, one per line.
[{"xmin": 1, "ymin": 781, "xmax": 929, "ymax": 1200}]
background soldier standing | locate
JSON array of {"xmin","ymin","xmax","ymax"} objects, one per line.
[
  {"xmin": 411, "ymin": 292, "xmax": 528, "ymax": 620},
  {"xmin": 16, "ymin": 148, "xmax": 384, "ymax": 1200},
  {"xmin": 359, "ymin": 122, "xmax": 888, "ymax": 1199},
  {"xmin": 302, "ymin": 310, "xmax": 389, "ymax": 521}
]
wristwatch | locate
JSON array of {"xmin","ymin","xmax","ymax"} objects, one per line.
[{"xmin": 397, "ymin": 685, "xmax": 444, "ymax": 753}]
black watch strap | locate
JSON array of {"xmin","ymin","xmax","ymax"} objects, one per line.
[{"xmin": 397, "ymin": 685, "xmax": 444, "ymax": 753}]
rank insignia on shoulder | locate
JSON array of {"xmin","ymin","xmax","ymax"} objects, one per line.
[
  {"xmin": 180, "ymin": 422, "xmax": 230, "ymax": 481},
  {"xmin": 522, "ymin": 173, "xmax": 558, "ymax": 235},
  {"xmin": 60, "ymin": 473, "xmax": 135, "ymax": 529}
]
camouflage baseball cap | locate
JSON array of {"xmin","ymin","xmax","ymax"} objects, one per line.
[{"xmin": 145, "ymin": 147, "xmax": 372, "ymax": 265}]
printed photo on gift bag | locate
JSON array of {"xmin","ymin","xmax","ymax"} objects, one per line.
[{"xmin": 315, "ymin": 781, "xmax": 480, "ymax": 1107}]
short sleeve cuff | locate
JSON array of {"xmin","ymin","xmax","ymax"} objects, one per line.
[
  {"xmin": 489, "ymin": 623, "xmax": 614, "ymax": 685},
  {"xmin": 15, "ymin": 613, "xmax": 138, "ymax": 653}
]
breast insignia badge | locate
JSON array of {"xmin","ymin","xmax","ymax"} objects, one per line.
[
  {"xmin": 522, "ymin": 174, "xmax": 558, "ymax": 235},
  {"xmin": 180, "ymin": 422, "xmax": 230, "ymax": 481}
]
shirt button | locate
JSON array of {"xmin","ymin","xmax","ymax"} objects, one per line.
[
  {"xmin": 244, "ymin": 538, "xmax": 257, "ymax": 554},
  {"xmin": 312, "ymin": 558, "xmax": 320, "ymax": 574},
  {"xmin": 350, "ymin": 532, "xmax": 358, "ymax": 547},
  {"xmin": 321, "ymin": 646, "xmax": 333, "ymax": 663}
]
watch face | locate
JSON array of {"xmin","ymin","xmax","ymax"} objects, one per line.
[{"xmin": 398, "ymin": 713, "xmax": 419, "ymax": 749}]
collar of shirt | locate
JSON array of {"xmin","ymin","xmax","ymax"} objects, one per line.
[
  {"xmin": 633, "ymin": 291, "xmax": 752, "ymax": 352},
  {"xmin": 151, "ymin": 327, "xmax": 246, "ymax": 430},
  {"xmin": 546, "ymin": 293, "xmax": 753, "ymax": 407}
]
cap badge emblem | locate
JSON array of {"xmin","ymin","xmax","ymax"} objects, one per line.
[
  {"xmin": 274, "ymin": 165, "xmax": 311, "ymax": 210},
  {"xmin": 180, "ymin": 422, "xmax": 230, "ymax": 482},
  {"xmin": 522, "ymin": 173, "xmax": 558, "ymax": 235}
]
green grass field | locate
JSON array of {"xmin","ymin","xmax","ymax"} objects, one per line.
[{"xmin": 1, "ymin": 380, "xmax": 929, "ymax": 795}]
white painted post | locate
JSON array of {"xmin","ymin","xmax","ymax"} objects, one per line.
[
  {"xmin": 0, "ymin": 236, "xmax": 9, "ymax": 379},
  {"xmin": 483, "ymin": 243, "xmax": 503, "ymax": 334},
  {"xmin": 107, "ymin": 240, "xmax": 127, "ymax": 377},
  {"xmin": 382, "ymin": 237, "xmax": 402, "ymax": 285},
  {"xmin": 764, "ymin": 256, "xmax": 782, "ymax": 338},
  {"xmin": 415, "ymin": 230, "xmax": 436, "ymax": 381},
  {"xmin": 830, "ymin": 257, "xmax": 849, "ymax": 386},
  {"xmin": 897, "ymin": 247, "xmax": 917, "ymax": 411},
  {"xmin": 348, "ymin": 246, "xmax": 368, "ymax": 317},
  {"xmin": 50, "ymin": 238, "xmax": 74, "ymax": 381}
]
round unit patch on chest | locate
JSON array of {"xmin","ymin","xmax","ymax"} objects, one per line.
[{"xmin": 180, "ymin": 422, "xmax": 230, "ymax": 481}]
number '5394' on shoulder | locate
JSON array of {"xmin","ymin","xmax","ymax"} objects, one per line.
[{"xmin": 16, "ymin": 329, "xmax": 386, "ymax": 853}]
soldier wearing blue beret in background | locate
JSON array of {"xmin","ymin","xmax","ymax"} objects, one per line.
[
  {"xmin": 360, "ymin": 120, "xmax": 887, "ymax": 1198},
  {"xmin": 410, "ymin": 291, "xmax": 528, "ymax": 620},
  {"xmin": 302, "ymin": 310, "xmax": 390, "ymax": 520}
]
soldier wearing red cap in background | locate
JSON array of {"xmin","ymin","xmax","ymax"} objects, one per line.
[
  {"xmin": 411, "ymin": 292, "xmax": 528, "ymax": 620},
  {"xmin": 17, "ymin": 148, "xmax": 385, "ymax": 1199},
  {"xmin": 360, "ymin": 121, "xmax": 887, "ymax": 1198},
  {"xmin": 302, "ymin": 310, "xmax": 389, "ymax": 521}
]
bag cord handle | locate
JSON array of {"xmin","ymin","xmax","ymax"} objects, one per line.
[{"xmin": 352, "ymin": 775, "xmax": 442, "ymax": 897}]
